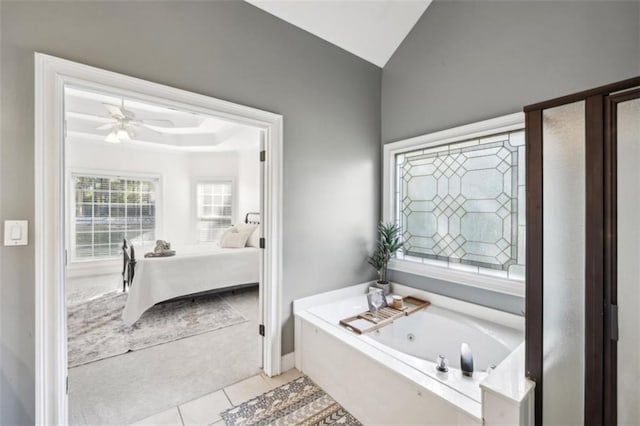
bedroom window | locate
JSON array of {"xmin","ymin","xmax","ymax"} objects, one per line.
[
  {"xmin": 72, "ymin": 174, "xmax": 158, "ymax": 261},
  {"xmin": 383, "ymin": 114, "xmax": 526, "ymax": 295},
  {"xmin": 196, "ymin": 180, "xmax": 233, "ymax": 242}
]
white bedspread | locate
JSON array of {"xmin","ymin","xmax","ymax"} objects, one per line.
[{"xmin": 122, "ymin": 245, "xmax": 260, "ymax": 325}]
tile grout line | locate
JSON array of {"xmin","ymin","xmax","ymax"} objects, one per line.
[
  {"xmin": 222, "ymin": 387, "xmax": 235, "ymax": 407},
  {"xmin": 176, "ymin": 405, "xmax": 186, "ymax": 426}
]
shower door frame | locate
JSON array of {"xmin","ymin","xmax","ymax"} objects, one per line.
[
  {"xmin": 603, "ymin": 88, "xmax": 640, "ymax": 426},
  {"xmin": 524, "ymin": 76, "xmax": 640, "ymax": 426}
]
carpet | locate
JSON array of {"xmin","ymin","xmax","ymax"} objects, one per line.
[
  {"xmin": 221, "ymin": 375, "xmax": 362, "ymax": 426},
  {"xmin": 68, "ymin": 290, "xmax": 247, "ymax": 367}
]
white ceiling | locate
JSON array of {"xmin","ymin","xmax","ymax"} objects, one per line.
[
  {"xmin": 64, "ymin": 86, "xmax": 260, "ymax": 152},
  {"xmin": 246, "ymin": 0, "xmax": 432, "ymax": 67}
]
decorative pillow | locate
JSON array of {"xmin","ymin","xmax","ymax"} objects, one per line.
[
  {"xmin": 218, "ymin": 226, "xmax": 236, "ymax": 246},
  {"xmin": 235, "ymin": 223, "xmax": 257, "ymax": 234},
  {"xmin": 247, "ymin": 226, "xmax": 260, "ymax": 248},
  {"xmin": 220, "ymin": 229, "xmax": 252, "ymax": 248}
]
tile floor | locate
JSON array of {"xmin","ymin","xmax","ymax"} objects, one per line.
[{"xmin": 130, "ymin": 368, "xmax": 304, "ymax": 426}]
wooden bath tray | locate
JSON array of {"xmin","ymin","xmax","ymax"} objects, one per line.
[{"xmin": 339, "ymin": 296, "xmax": 430, "ymax": 335}]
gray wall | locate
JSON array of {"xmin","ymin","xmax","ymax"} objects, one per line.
[
  {"xmin": 0, "ymin": 2, "xmax": 380, "ymax": 424},
  {"xmin": 388, "ymin": 270, "xmax": 524, "ymax": 315},
  {"xmin": 383, "ymin": 0, "xmax": 640, "ymax": 142},
  {"xmin": 382, "ymin": 0, "xmax": 640, "ymax": 312}
]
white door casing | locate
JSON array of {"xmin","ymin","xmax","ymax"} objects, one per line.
[{"xmin": 34, "ymin": 53, "xmax": 284, "ymax": 425}]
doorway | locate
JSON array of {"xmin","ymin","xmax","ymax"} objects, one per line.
[
  {"xmin": 524, "ymin": 76, "xmax": 640, "ymax": 426},
  {"xmin": 34, "ymin": 53, "xmax": 283, "ymax": 425},
  {"xmin": 64, "ymin": 83, "xmax": 267, "ymax": 424}
]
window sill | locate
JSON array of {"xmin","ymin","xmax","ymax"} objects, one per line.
[{"xmin": 388, "ymin": 259, "xmax": 525, "ymax": 298}]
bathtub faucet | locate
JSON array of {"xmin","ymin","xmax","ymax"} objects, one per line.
[
  {"xmin": 436, "ymin": 354, "xmax": 448, "ymax": 373},
  {"xmin": 460, "ymin": 343, "xmax": 474, "ymax": 377}
]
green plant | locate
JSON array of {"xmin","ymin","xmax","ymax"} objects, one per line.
[{"xmin": 368, "ymin": 222, "xmax": 403, "ymax": 284}]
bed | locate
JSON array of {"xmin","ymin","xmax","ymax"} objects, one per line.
[{"xmin": 121, "ymin": 213, "xmax": 261, "ymax": 326}]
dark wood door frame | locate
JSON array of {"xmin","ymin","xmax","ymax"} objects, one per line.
[
  {"xmin": 524, "ymin": 108, "xmax": 543, "ymax": 425},
  {"xmin": 584, "ymin": 93, "xmax": 605, "ymax": 426},
  {"xmin": 603, "ymin": 88, "xmax": 640, "ymax": 426},
  {"xmin": 524, "ymin": 76, "xmax": 640, "ymax": 426}
]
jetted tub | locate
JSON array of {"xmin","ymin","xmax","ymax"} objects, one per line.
[
  {"xmin": 294, "ymin": 283, "xmax": 528, "ymax": 425},
  {"xmin": 362, "ymin": 304, "xmax": 523, "ymax": 403}
]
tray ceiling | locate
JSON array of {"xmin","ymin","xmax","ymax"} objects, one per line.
[{"xmin": 64, "ymin": 86, "xmax": 259, "ymax": 152}]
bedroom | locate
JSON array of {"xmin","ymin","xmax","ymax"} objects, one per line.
[{"xmin": 63, "ymin": 84, "xmax": 264, "ymax": 425}]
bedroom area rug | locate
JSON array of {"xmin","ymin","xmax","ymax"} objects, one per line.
[
  {"xmin": 68, "ymin": 291, "xmax": 248, "ymax": 367},
  {"xmin": 220, "ymin": 375, "xmax": 362, "ymax": 426}
]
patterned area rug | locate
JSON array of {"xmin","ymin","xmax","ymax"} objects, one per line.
[
  {"xmin": 68, "ymin": 291, "xmax": 247, "ymax": 367},
  {"xmin": 221, "ymin": 375, "xmax": 362, "ymax": 426}
]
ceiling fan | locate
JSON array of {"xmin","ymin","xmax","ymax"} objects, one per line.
[{"xmin": 97, "ymin": 99, "xmax": 174, "ymax": 143}]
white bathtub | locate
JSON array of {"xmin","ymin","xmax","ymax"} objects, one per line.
[
  {"xmin": 362, "ymin": 305, "xmax": 523, "ymax": 403},
  {"xmin": 294, "ymin": 283, "xmax": 530, "ymax": 425}
]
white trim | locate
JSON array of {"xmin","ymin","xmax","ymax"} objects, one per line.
[
  {"xmin": 35, "ymin": 53, "xmax": 284, "ymax": 425},
  {"xmin": 382, "ymin": 113, "xmax": 525, "ymax": 298},
  {"xmin": 281, "ymin": 352, "xmax": 296, "ymax": 372},
  {"xmin": 65, "ymin": 259, "xmax": 122, "ymax": 278}
]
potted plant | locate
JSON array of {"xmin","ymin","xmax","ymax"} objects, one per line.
[{"xmin": 368, "ymin": 222, "xmax": 403, "ymax": 295}]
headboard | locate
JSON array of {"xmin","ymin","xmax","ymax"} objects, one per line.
[
  {"xmin": 244, "ymin": 212, "xmax": 260, "ymax": 225},
  {"xmin": 121, "ymin": 239, "xmax": 136, "ymax": 292}
]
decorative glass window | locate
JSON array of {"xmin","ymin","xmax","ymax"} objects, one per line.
[
  {"xmin": 394, "ymin": 130, "xmax": 525, "ymax": 280},
  {"xmin": 196, "ymin": 181, "xmax": 233, "ymax": 242},
  {"xmin": 72, "ymin": 174, "xmax": 158, "ymax": 261}
]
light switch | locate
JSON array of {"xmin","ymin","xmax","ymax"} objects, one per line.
[
  {"xmin": 4, "ymin": 220, "xmax": 28, "ymax": 246},
  {"xmin": 10, "ymin": 224, "xmax": 21, "ymax": 240}
]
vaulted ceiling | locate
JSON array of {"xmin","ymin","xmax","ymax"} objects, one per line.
[{"xmin": 246, "ymin": 0, "xmax": 432, "ymax": 68}]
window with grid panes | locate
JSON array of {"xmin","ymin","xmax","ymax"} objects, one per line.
[
  {"xmin": 196, "ymin": 181, "xmax": 233, "ymax": 242},
  {"xmin": 72, "ymin": 174, "xmax": 158, "ymax": 261},
  {"xmin": 394, "ymin": 130, "xmax": 526, "ymax": 281}
]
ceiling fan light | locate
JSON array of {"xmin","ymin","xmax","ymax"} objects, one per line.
[
  {"xmin": 116, "ymin": 128, "xmax": 131, "ymax": 140},
  {"xmin": 105, "ymin": 131, "xmax": 121, "ymax": 144}
]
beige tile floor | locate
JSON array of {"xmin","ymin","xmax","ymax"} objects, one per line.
[{"xmin": 130, "ymin": 369, "xmax": 303, "ymax": 426}]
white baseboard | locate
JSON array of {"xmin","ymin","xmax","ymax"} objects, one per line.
[
  {"xmin": 281, "ymin": 352, "xmax": 296, "ymax": 372},
  {"xmin": 66, "ymin": 260, "xmax": 121, "ymax": 278}
]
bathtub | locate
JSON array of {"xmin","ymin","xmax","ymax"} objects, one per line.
[
  {"xmin": 362, "ymin": 304, "xmax": 523, "ymax": 403},
  {"xmin": 294, "ymin": 283, "xmax": 532, "ymax": 425}
]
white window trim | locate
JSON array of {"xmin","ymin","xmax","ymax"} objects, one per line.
[
  {"xmin": 383, "ymin": 112, "xmax": 526, "ymax": 297},
  {"xmin": 66, "ymin": 167, "xmax": 163, "ymax": 264},
  {"xmin": 192, "ymin": 176, "xmax": 236, "ymax": 243}
]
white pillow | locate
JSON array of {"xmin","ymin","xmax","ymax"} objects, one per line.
[
  {"xmin": 220, "ymin": 230, "xmax": 251, "ymax": 248},
  {"xmin": 236, "ymin": 223, "xmax": 257, "ymax": 234},
  {"xmin": 247, "ymin": 227, "xmax": 260, "ymax": 248},
  {"xmin": 218, "ymin": 226, "xmax": 235, "ymax": 246}
]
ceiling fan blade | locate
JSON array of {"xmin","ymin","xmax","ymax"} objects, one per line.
[
  {"xmin": 121, "ymin": 108, "xmax": 136, "ymax": 120},
  {"xmin": 138, "ymin": 123, "xmax": 162, "ymax": 134},
  {"xmin": 140, "ymin": 118, "xmax": 174, "ymax": 128},
  {"xmin": 103, "ymin": 104, "xmax": 126, "ymax": 119},
  {"xmin": 96, "ymin": 123, "xmax": 115, "ymax": 131}
]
